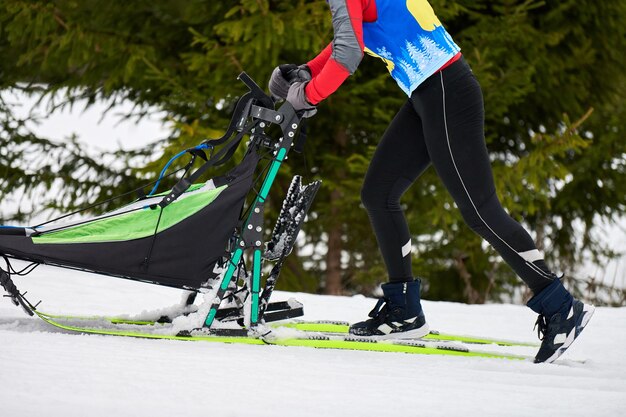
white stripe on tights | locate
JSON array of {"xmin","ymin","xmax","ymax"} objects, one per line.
[
  {"xmin": 519, "ymin": 249, "xmax": 544, "ymax": 263},
  {"xmin": 402, "ymin": 240, "xmax": 412, "ymax": 257}
]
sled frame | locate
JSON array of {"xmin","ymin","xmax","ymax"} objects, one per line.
[{"xmin": 201, "ymin": 73, "xmax": 312, "ymax": 331}]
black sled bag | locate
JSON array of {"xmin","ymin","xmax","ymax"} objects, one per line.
[{"xmin": 0, "ymin": 151, "xmax": 259, "ymax": 289}]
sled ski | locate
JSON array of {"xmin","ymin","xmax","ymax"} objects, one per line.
[
  {"xmin": 29, "ymin": 308, "xmax": 537, "ymax": 348},
  {"xmin": 275, "ymin": 320, "xmax": 539, "ymax": 347},
  {"xmin": 29, "ymin": 307, "xmax": 530, "ymax": 361},
  {"xmin": 34, "ymin": 300, "xmax": 304, "ymax": 327}
]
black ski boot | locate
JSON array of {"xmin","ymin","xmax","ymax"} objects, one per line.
[
  {"xmin": 349, "ymin": 279, "xmax": 429, "ymax": 339},
  {"xmin": 527, "ymin": 278, "xmax": 594, "ymax": 363}
]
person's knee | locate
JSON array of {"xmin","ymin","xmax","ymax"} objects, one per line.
[
  {"xmin": 458, "ymin": 192, "xmax": 515, "ymax": 240},
  {"xmin": 459, "ymin": 206, "xmax": 483, "ymax": 234},
  {"xmin": 361, "ymin": 183, "xmax": 384, "ymax": 211},
  {"xmin": 457, "ymin": 192, "xmax": 499, "ymax": 233},
  {"xmin": 363, "ymin": 176, "xmax": 413, "ymax": 212}
]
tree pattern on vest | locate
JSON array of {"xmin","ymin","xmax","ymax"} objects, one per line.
[{"xmin": 363, "ymin": 0, "xmax": 460, "ymax": 95}]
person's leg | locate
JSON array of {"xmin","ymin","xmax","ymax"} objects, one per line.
[
  {"xmin": 412, "ymin": 58, "xmax": 594, "ymax": 362},
  {"xmin": 412, "ymin": 61, "xmax": 554, "ymax": 294},
  {"xmin": 361, "ymin": 100, "xmax": 431, "ymax": 282},
  {"xmin": 350, "ymin": 100, "xmax": 431, "ymax": 338}
]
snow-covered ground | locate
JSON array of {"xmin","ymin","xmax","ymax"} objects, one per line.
[{"xmin": 1, "ymin": 264, "xmax": 625, "ymax": 417}]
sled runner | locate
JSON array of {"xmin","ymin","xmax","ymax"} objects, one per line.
[{"xmin": 1, "ymin": 72, "xmax": 320, "ymax": 332}]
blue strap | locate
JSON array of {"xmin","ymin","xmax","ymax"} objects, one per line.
[{"xmin": 148, "ymin": 143, "xmax": 212, "ymax": 196}]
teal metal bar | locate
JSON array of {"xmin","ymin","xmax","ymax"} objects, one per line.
[
  {"xmin": 204, "ymin": 306, "xmax": 217, "ymax": 326},
  {"xmin": 204, "ymin": 247, "xmax": 243, "ymax": 327},
  {"xmin": 258, "ymin": 148, "xmax": 286, "ymax": 202},
  {"xmin": 204, "ymin": 145, "xmax": 288, "ymax": 328},
  {"xmin": 220, "ymin": 248, "xmax": 243, "ymax": 290},
  {"xmin": 250, "ymin": 249, "xmax": 262, "ymax": 324}
]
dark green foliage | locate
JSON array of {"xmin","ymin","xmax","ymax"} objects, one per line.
[{"xmin": 0, "ymin": 0, "xmax": 624, "ymax": 302}]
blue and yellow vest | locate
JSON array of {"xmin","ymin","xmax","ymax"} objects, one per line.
[{"xmin": 363, "ymin": 0, "xmax": 460, "ymax": 96}]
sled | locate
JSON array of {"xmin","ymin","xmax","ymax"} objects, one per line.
[{"xmin": 0, "ymin": 73, "xmax": 320, "ymax": 333}]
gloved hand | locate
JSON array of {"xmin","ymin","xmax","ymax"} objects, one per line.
[
  {"xmin": 286, "ymin": 81, "xmax": 317, "ymax": 118},
  {"xmin": 268, "ymin": 64, "xmax": 311, "ymax": 100}
]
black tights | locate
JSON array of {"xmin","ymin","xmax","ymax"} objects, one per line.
[{"xmin": 361, "ymin": 58, "xmax": 554, "ymax": 295}]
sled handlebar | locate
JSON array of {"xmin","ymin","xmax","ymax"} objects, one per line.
[
  {"xmin": 238, "ymin": 72, "xmax": 274, "ymax": 110},
  {"xmin": 159, "ymin": 72, "xmax": 303, "ymax": 209},
  {"xmin": 238, "ymin": 72, "xmax": 312, "ymax": 121}
]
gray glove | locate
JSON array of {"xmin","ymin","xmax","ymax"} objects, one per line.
[
  {"xmin": 268, "ymin": 64, "xmax": 311, "ymax": 100},
  {"xmin": 286, "ymin": 81, "xmax": 317, "ymax": 118}
]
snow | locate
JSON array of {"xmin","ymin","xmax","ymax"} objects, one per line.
[
  {"xmin": 1, "ymin": 264, "xmax": 625, "ymax": 417},
  {"xmin": 2, "ymin": 89, "xmax": 166, "ymax": 152}
]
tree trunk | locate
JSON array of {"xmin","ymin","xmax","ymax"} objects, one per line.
[
  {"xmin": 323, "ymin": 128, "xmax": 348, "ymax": 295},
  {"xmin": 454, "ymin": 253, "xmax": 482, "ymax": 304},
  {"xmin": 324, "ymin": 188, "xmax": 343, "ymax": 295}
]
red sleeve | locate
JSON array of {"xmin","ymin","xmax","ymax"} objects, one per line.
[
  {"xmin": 305, "ymin": 0, "xmax": 366, "ymax": 105},
  {"xmin": 307, "ymin": 43, "xmax": 333, "ymax": 78}
]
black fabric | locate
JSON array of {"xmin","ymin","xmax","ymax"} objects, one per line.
[
  {"xmin": 0, "ymin": 151, "xmax": 260, "ymax": 290},
  {"xmin": 203, "ymin": 92, "xmax": 252, "ymax": 147},
  {"xmin": 362, "ymin": 57, "xmax": 554, "ymax": 294},
  {"xmin": 0, "ymin": 227, "xmax": 27, "ymax": 236}
]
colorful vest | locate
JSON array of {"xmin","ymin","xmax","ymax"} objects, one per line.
[{"xmin": 363, "ymin": 0, "xmax": 461, "ymax": 96}]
